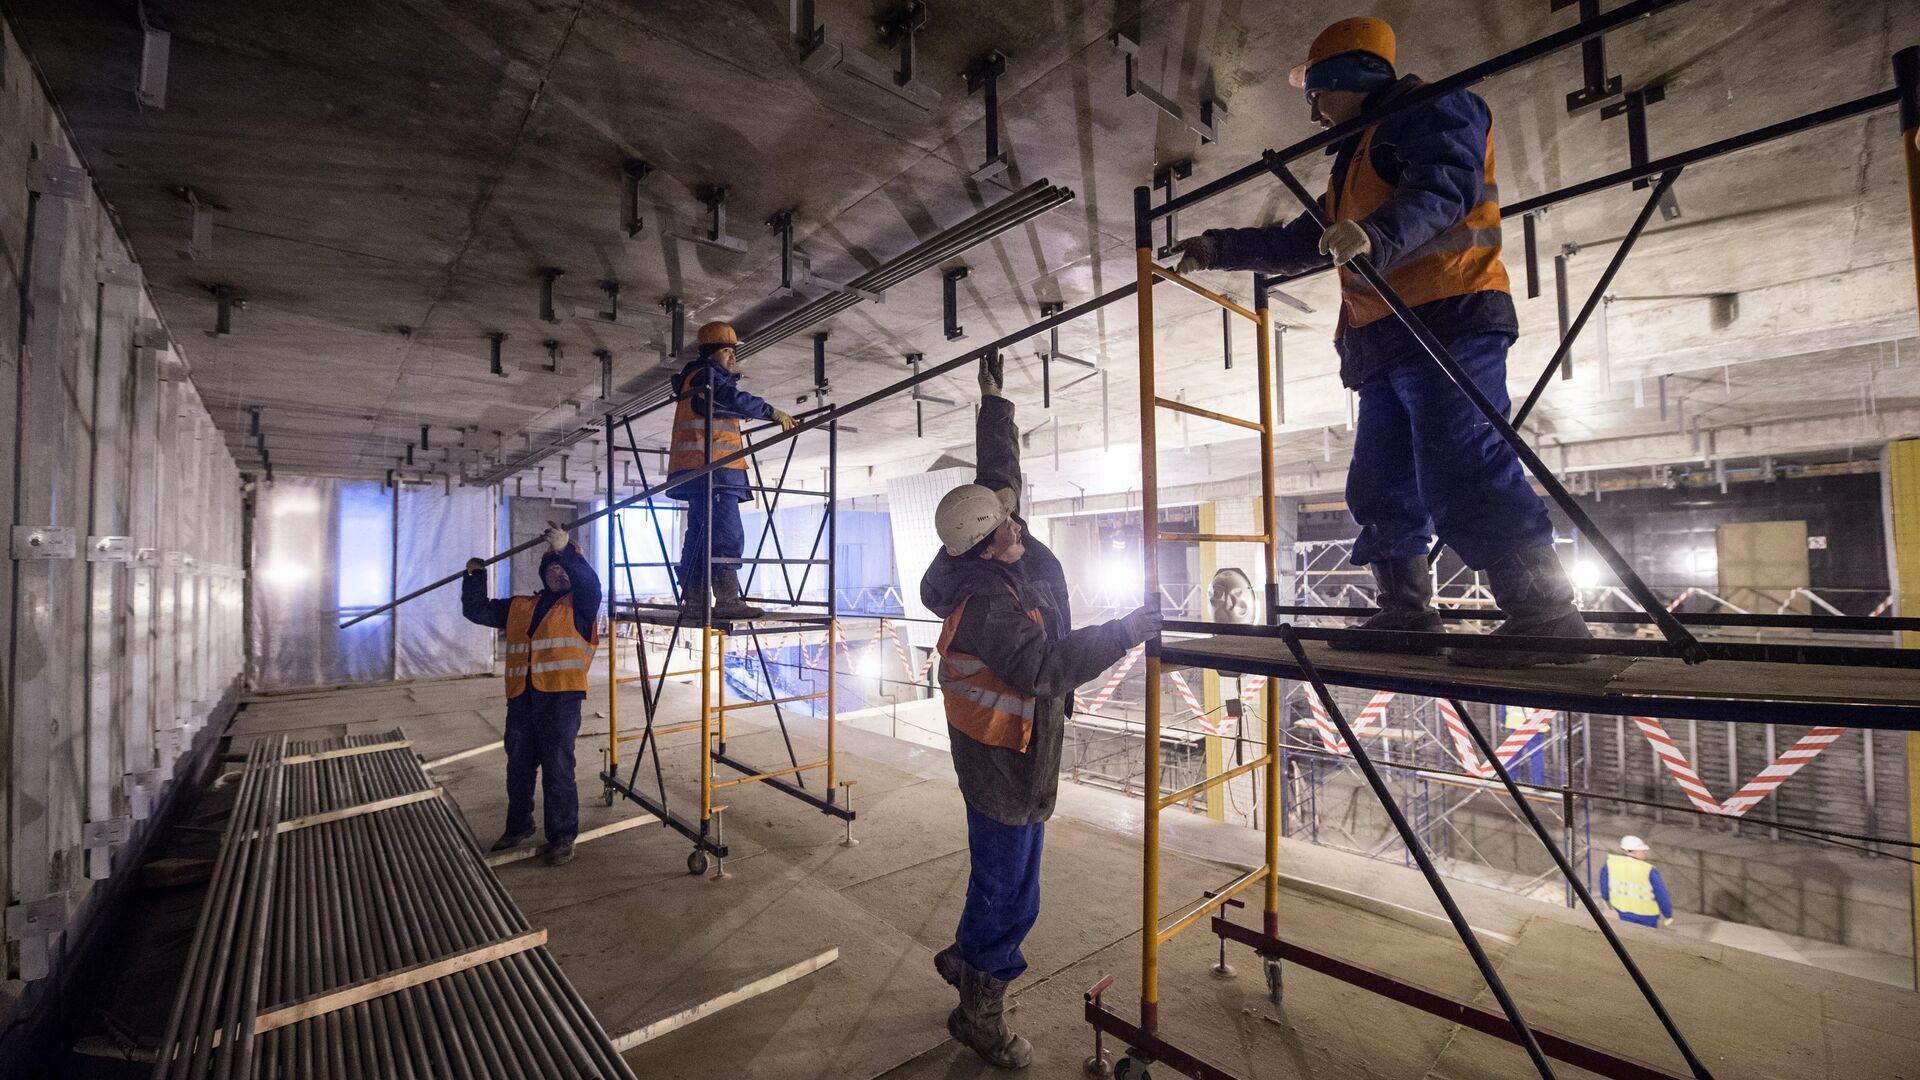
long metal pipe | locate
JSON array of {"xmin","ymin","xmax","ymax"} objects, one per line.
[{"xmin": 342, "ymin": 279, "xmax": 1145, "ymax": 628}]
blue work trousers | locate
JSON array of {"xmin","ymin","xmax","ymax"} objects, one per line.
[
  {"xmin": 503, "ymin": 691, "xmax": 582, "ymax": 843},
  {"xmin": 1346, "ymin": 332, "xmax": 1552, "ymax": 570},
  {"xmin": 956, "ymin": 804, "xmax": 1046, "ymax": 983},
  {"xmin": 677, "ymin": 490, "xmax": 746, "ymax": 600}
]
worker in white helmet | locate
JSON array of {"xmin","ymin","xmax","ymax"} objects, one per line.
[
  {"xmin": 920, "ymin": 472, "xmax": 1160, "ymax": 1069},
  {"xmin": 1599, "ymin": 834, "xmax": 1674, "ymax": 928}
]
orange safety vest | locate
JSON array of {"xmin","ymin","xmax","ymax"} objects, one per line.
[
  {"xmin": 936, "ymin": 589, "xmax": 1045, "ymax": 753},
  {"xmin": 1329, "ymin": 123, "xmax": 1509, "ymax": 332},
  {"xmin": 666, "ymin": 364, "xmax": 748, "ymax": 480},
  {"xmin": 504, "ymin": 595, "xmax": 597, "ymax": 698}
]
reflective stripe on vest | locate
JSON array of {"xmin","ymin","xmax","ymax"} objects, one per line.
[
  {"xmin": 1605, "ymin": 854, "xmax": 1660, "ymax": 917},
  {"xmin": 936, "ymin": 591, "xmax": 1045, "ymax": 753},
  {"xmin": 665, "ymin": 366, "xmax": 748, "ymax": 480},
  {"xmin": 1330, "ymin": 124, "xmax": 1509, "ymax": 332},
  {"xmin": 504, "ymin": 595, "xmax": 597, "ymax": 697}
]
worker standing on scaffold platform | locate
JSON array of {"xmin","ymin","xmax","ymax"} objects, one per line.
[
  {"xmin": 1600, "ymin": 835, "xmax": 1675, "ymax": 928},
  {"xmin": 1169, "ymin": 16, "xmax": 1592, "ymax": 668},
  {"xmin": 921, "ymin": 383, "xmax": 1163, "ymax": 1067},
  {"xmin": 461, "ymin": 522, "xmax": 600, "ymax": 867},
  {"xmin": 667, "ymin": 320, "xmax": 795, "ymax": 621}
]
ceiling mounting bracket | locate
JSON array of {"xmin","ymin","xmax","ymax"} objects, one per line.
[
  {"xmin": 678, "ymin": 185, "xmax": 749, "ymax": 253},
  {"xmin": 622, "ymin": 158, "xmax": 652, "ymax": 237},
  {"xmin": 661, "ymin": 296, "xmax": 685, "ymax": 363},
  {"xmin": 177, "ymin": 187, "xmax": 212, "ymax": 261},
  {"xmin": 487, "ymin": 332, "xmax": 507, "ymax": 377},
  {"xmin": 942, "ymin": 266, "xmax": 969, "ymax": 341},
  {"xmin": 964, "ymin": 50, "xmax": 1011, "ymax": 184},
  {"xmin": 1151, "ymin": 159, "xmax": 1193, "ymax": 257},
  {"xmin": 795, "ymin": 0, "xmax": 940, "ymax": 110},
  {"xmin": 206, "ymin": 284, "xmax": 241, "ymax": 336},
  {"xmin": 1600, "ymin": 83, "xmax": 1681, "ymax": 217},
  {"xmin": 1554, "ymin": 0, "xmax": 1623, "ymax": 115},
  {"xmin": 538, "ymin": 267, "xmax": 565, "ymax": 323},
  {"xmin": 1110, "ymin": 31, "xmax": 1217, "ymax": 143}
]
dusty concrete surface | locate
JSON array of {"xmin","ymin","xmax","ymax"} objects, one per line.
[{"xmin": 213, "ymin": 674, "xmax": 1920, "ymax": 1079}]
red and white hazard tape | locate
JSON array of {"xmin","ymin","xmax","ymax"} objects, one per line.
[
  {"xmin": 1439, "ymin": 701, "xmax": 1552, "ymax": 779},
  {"xmin": 1074, "ymin": 644, "xmax": 1144, "ymax": 714},
  {"xmin": 1633, "ymin": 716, "xmax": 1846, "ymax": 817}
]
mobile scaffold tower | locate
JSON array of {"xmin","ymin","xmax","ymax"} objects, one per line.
[
  {"xmin": 1085, "ymin": 4, "xmax": 1920, "ymax": 1078},
  {"xmin": 596, "ymin": 382, "xmax": 853, "ymax": 878}
]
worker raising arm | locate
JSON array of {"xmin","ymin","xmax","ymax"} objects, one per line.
[
  {"xmin": 1169, "ymin": 17, "xmax": 1591, "ymax": 668},
  {"xmin": 920, "ymin": 477, "xmax": 1160, "ymax": 1069},
  {"xmin": 461, "ymin": 523, "xmax": 600, "ymax": 866}
]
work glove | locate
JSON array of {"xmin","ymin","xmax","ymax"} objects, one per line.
[
  {"xmin": 1166, "ymin": 234, "xmax": 1220, "ymax": 275},
  {"xmin": 543, "ymin": 521, "xmax": 568, "ymax": 551},
  {"xmin": 771, "ymin": 408, "xmax": 798, "ymax": 432},
  {"xmin": 1660, "ymin": 917, "xmax": 1674, "ymax": 928},
  {"xmin": 1319, "ymin": 220, "xmax": 1372, "ymax": 266},
  {"xmin": 465, "ymin": 557, "xmax": 486, "ymax": 573},
  {"xmin": 978, "ymin": 351, "xmax": 1005, "ymax": 399},
  {"xmin": 1119, "ymin": 599, "xmax": 1164, "ymax": 645}
]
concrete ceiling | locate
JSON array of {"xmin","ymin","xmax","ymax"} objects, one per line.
[{"xmin": 8, "ymin": 0, "xmax": 1918, "ymax": 504}]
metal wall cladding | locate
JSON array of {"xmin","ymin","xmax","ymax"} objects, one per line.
[{"xmin": 0, "ymin": 17, "xmax": 245, "ymax": 997}]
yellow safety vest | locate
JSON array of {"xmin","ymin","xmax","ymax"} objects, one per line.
[
  {"xmin": 504, "ymin": 595, "xmax": 596, "ymax": 697},
  {"xmin": 1605, "ymin": 854, "xmax": 1661, "ymax": 918},
  {"xmin": 666, "ymin": 364, "xmax": 748, "ymax": 480},
  {"xmin": 1328, "ymin": 123, "xmax": 1509, "ymax": 333},
  {"xmin": 936, "ymin": 589, "xmax": 1045, "ymax": 753}
]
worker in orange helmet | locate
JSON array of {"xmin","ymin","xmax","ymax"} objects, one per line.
[
  {"xmin": 665, "ymin": 321, "xmax": 795, "ymax": 621},
  {"xmin": 1170, "ymin": 17, "xmax": 1591, "ymax": 668}
]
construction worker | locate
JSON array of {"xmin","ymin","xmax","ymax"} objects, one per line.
[
  {"xmin": 1600, "ymin": 835, "xmax": 1674, "ymax": 928},
  {"xmin": 921, "ymin": 433, "xmax": 1162, "ymax": 1067},
  {"xmin": 461, "ymin": 523, "xmax": 600, "ymax": 866},
  {"xmin": 667, "ymin": 321, "xmax": 796, "ymax": 620},
  {"xmin": 1168, "ymin": 17, "xmax": 1591, "ymax": 668}
]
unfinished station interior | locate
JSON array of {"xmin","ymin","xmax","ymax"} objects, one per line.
[{"xmin": 3, "ymin": 0, "xmax": 1920, "ymax": 1077}]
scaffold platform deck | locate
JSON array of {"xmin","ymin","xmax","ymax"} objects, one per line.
[{"xmin": 1161, "ymin": 635, "xmax": 1920, "ymax": 731}]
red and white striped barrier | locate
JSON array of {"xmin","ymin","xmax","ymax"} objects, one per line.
[
  {"xmin": 1074, "ymin": 644, "xmax": 1145, "ymax": 714},
  {"xmin": 1302, "ymin": 686, "xmax": 1393, "ymax": 753},
  {"xmin": 1633, "ymin": 716, "xmax": 1847, "ymax": 817},
  {"xmin": 1439, "ymin": 702, "xmax": 1553, "ymax": 779}
]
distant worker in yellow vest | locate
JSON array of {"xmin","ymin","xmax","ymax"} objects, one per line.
[
  {"xmin": 1600, "ymin": 834, "xmax": 1674, "ymax": 928},
  {"xmin": 667, "ymin": 321, "xmax": 796, "ymax": 621},
  {"xmin": 920, "ymin": 482, "xmax": 1160, "ymax": 1068},
  {"xmin": 1168, "ymin": 16, "xmax": 1591, "ymax": 668},
  {"xmin": 462, "ymin": 522, "xmax": 600, "ymax": 866}
]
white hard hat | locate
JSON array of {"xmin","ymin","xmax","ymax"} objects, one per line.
[
  {"xmin": 935, "ymin": 484, "xmax": 1008, "ymax": 556},
  {"xmin": 1620, "ymin": 834, "xmax": 1649, "ymax": 853}
]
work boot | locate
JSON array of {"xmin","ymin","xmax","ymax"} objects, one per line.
[
  {"xmin": 933, "ymin": 944, "xmax": 963, "ymax": 987},
  {"xmin": 1446, "ymin": 545, "xmax": 1594, "ymax": 668},
  {"xmin": 948, "ymin": 963, "xmax": 1032, "ymax": 1069},
  {"xmin": 710, "ymin": 568, "xmax": 766, "ymax": 621},
  {"xmin": 490, "ymin": 829, "xmax": 534, "ymax": 852},
  {"xmin": 544, "ymin": 840, "xmax": 575, "ymax": 867},
  {"xmin": 1331, "ymin": 555, "xmax": 1444, "ymax": 653}
]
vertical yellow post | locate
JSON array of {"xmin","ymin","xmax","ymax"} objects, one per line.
[
  {"xmin": 700, "ymin": 628, "xmax": 715, "ymax": 824},
  {"xmin": 1894, "ymin": 45, "xmax": 1920, "ymax": 991},
  {"xmin": 1254, "ymin": 281, "xmax": 1282, "ymax": 937},
  {"xmin": 1133, "ymin": 192, "xmax": 1164, "ymax": 1033},
  {"xmin": 1197, "ymin": 503, "xmax": 1226, "ymax": 822},
  {"xmin": 827, "ymin": 617, "xmax": 839, "ymax": 789},
  {"xmin": 607, "ymin": 618, "xmax": 620, "ymax": 768}
]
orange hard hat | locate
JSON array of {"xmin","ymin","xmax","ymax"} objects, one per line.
[
  {"xmin": 695, "ymin": 321, "xmax": 739, "ymax": 347},
  {"xmin": 1289, "ymin": 17, "xmax": 1396, "ymax": 89}
]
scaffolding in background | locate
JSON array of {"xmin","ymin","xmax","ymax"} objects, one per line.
[{"xmin": 597, "ymin": 396, "xmax": 853, "ymax": 877}]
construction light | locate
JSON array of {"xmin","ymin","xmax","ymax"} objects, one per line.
[{"xmin": 1573, "ymin": 560, "xmax": 1601, "ymax": 589}]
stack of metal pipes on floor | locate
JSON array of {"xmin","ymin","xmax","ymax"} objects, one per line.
[{"xmin": 152, "ymin": 731, "xmax": 635, "ymax": 1079}]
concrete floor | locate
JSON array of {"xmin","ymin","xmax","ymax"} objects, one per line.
[{"xmin": 218, "ymin": 674, "xmax": 1920, "ymax": 1080}]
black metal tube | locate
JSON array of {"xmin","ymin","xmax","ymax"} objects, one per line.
[
  {"xmin": 344, "ymin": 278, "xmax": 1145, "ymax": 627},
  {"xmin": 1267, "ymin": 603, "xmax": 1920, "ymax": 634},
  {"xmin": 1278, "ymin": 627, "xmax": 1557, "ymax": 1078},
  {"xmin": 1514, "ymin": 169, "xmax": 1680, "ymax": 428},
  {"xmin": 1264, "ymin": 158, "xmax": 1706, "ymax": 663},
  {"xmin": 1447, "ymin": 700, "xmax": 1714, "ymax": 1079}
]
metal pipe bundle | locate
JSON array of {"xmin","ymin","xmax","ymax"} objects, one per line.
[
  {"xmin": 736, "ymin": 178, "xmax": 1076, "ymax": 359},
  {"xmin": 154, "ymin": 731, "xmax": 636, "ymax": 1079}
]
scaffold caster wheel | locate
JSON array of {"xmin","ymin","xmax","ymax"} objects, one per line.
[
  {"xmin": 602, "ymin": 787, "xmax": 616, "ymax": 807},
  {"xmin": 1265, "ymin": 958, "xmax": 1283, "ymax": 1004},
  {"xmin": 687, "ymin": 849, "xmax": 710, "ymax": 875},
  {"xmin": 1113, "ymin": 1057, "xmax": 1150, "ymax": 1080}
]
